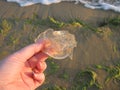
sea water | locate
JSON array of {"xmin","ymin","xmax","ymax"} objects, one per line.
[
  {"xmin": 77, "ymin": 0, "xmax": 120, "ymax": 12},
  {"xmin": 7, "ymin": 0, "xmax": 120, "ymax": 13}
]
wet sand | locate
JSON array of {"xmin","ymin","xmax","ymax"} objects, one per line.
[{"xmin": 0, "ymin": 1, "xmax": 119, "ymax": 24}]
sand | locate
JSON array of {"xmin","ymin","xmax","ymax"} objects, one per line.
[
  {"xmin": 0, "ymin": 0, "xmax": 120, "ymax": 90},
  {"xmin": 0, "ymin": 1, "xmax": 119, "ymax": 23}
]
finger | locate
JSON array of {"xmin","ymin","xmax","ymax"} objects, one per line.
[
  {"xmin": 34, "ymin": 52, "xmax": 48, "ymax": 62},
  {"xmin": 33, "ymin": 73, "xmax": 45, "ymax": 88},
  {"xmin": 33, "ymin": 62, "xmax": 47, "ymax": 73},
  {"xmin": 28, "ymin": 52, "xmax": 48, "ymax": 69},
  {"xmin": 37, "ymin": 62, "xmax": 47, "ymax": 72},
  {"xmin": 8, "ymin": 40, "xmax": 45, "ymax": 63}
]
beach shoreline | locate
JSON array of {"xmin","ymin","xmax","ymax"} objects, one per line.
[{"xmin": 0, "ymin": 1, "xmax": 119, "ymax": 22}]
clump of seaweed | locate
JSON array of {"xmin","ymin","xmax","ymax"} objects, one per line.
[
  {"xmin": 72, "ymin": 70, "xmax": 102, "ymax": 90},
  {"xmin": 48, "ymin": 17, "xmax": 65, "ymax": 28},
  {"xmin": 98, "ymin": 16, "xmax": 120, "ymax": 27},
  {"xmin": 46, "ymin": 58, "xmax": 60, "ymax": 75},
  {"xmin": 70, "ymin": 21, "xmax": 82, "ymax": 27},
  {"xmin": 0, "ymin": 19, "xmax": 12, "ymax": 37},
  {"xmin": 71, "ymin": 19, "xmax": 98, "ymax": 32},
  {"xmin": 59, "ymin": 71, "xmax": 69, "ymax": 80},
  {"xmin": 95, "ymin": 63, "xmax": 120, "ymax": 83},
  {"xmin": 108, "ymin": 17, "xmax": 120, "ymax": 26}
]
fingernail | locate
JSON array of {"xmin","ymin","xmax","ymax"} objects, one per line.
[{"xmin": 33, "ymin": 73, "xmax": 45, "ymax": 82}]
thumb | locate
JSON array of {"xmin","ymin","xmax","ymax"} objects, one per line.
[{"xmin": 7, "ymin": 41, "xmax": 45, "ymax": 63}]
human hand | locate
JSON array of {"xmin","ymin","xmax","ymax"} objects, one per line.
[{"xmin": 0, "ymin": 41, "xmax": 48, "ymax": 90}]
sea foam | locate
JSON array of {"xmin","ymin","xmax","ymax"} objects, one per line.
[
  {"xmin": 78, "ymin": 0, "xmax": 120, "ymax": 12},
  {"xmin": 7, "ymin": 0, "xmax": 120, "ymax": 13}
]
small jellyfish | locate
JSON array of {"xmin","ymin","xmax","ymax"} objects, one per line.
[{"xmin": 35, "ymin": 28, "xmax": 77, "ymax": 60}]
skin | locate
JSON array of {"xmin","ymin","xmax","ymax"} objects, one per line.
[{"xmin": 0, "ymin": 41, "xmax": 48, "ymax": 90}]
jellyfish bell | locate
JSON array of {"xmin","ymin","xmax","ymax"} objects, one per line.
[{"xmin": 35, "ymin": 28, "xmax": 77, "ymax": 60}]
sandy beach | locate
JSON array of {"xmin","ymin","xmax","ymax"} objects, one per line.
[
  {"xmin": 0, "ymin": 0, "xmax": 120, "ymax": 90},
  {"xmin": 0, "ymin": 1, "xmax": 119, "ymax": 23}
]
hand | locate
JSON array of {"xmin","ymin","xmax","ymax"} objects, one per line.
[{"xmin": 0, "ymin": 41, "xmax": 48, "ymax": 90}]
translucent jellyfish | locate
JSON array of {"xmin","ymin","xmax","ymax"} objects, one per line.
[{"xmin": 35, "ymin": 29, "xmax": 77, "ymax": 60}]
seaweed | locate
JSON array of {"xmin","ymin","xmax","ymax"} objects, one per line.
[
  {"xmin": 108, "ymin": 17, "xmax": 120, "ymax": 26},
  {"xmin": 59, "ymin": 71, "xmax": 69, "ymax": 80},
  {"xmin": 98, "ymin": 16, "xmax": 120, "ymax": 27},
  {"xmin": 95, "ymin": 63, "xmax": 120, "ymax": 83},
  {"xmin": 46, "ymin": 59, "xmax": 60, "ymax": 75},
  {"xmin": 72, "ymin": 70, "xmax": 102, "ymax": 90},
  {"xmin": 0, "ymin": 19, "xmax": 12, "ymax": 36}
]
